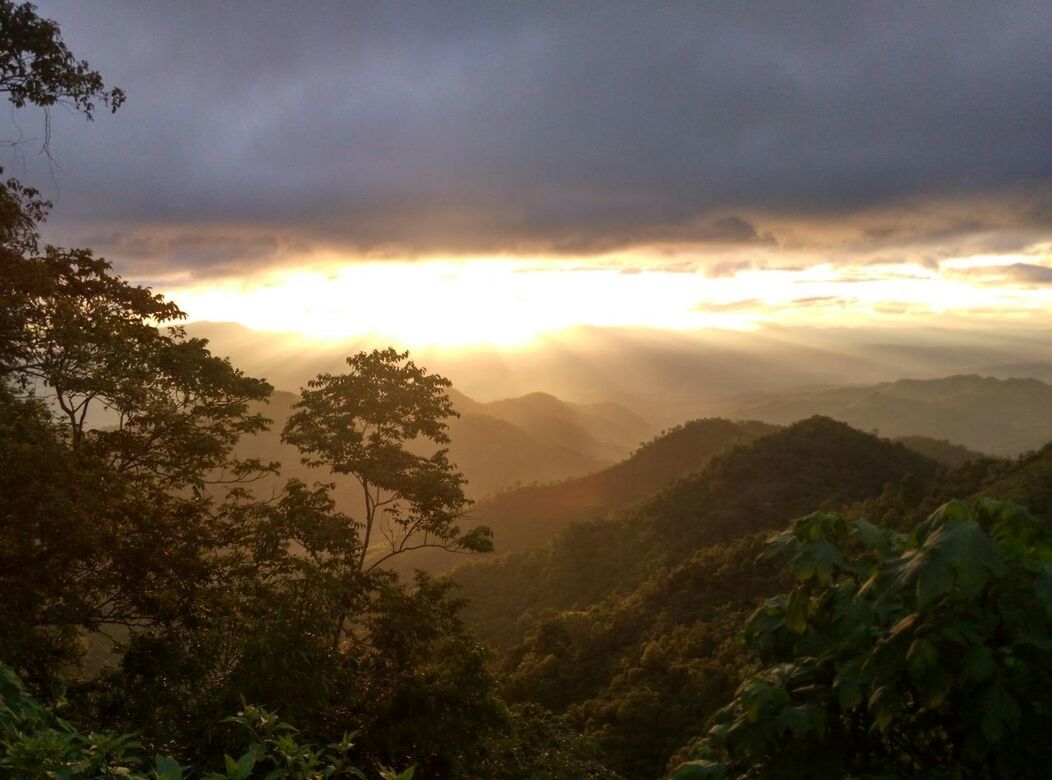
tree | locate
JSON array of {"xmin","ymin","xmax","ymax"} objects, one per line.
[
  {"xmin": 674, "ymin": 500, "xmax": 1052, "ymax": 778},
  {"xmin": 0, "ymin": 0, "xmax": 124, "ymax": 127},
  {"xmin": 283, "ymin": 347, "xmax": 492, "ymax": 573}
]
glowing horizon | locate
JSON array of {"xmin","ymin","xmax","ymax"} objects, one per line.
[{"xmin": 161, "ymin": 249, "xmax": 1052, "ymax": 349}]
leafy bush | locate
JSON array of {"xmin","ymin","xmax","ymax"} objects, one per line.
[
  {"xmin": 0, "ymin": 661, "xmax": 412, "ymax": 779},
  {"xmin": 675, "ymin": 499, "xmax": 1052, "ymax": 778}
]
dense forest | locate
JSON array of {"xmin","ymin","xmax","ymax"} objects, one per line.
[{"xmin": 3, "ymin": 4, "xmax": 1052, "ymax": 778}]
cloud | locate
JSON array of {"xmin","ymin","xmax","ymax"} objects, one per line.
[
  {"xmin": 1004, "ymin": 263, "xmax": 1052, "ymax": 285},
  {"xmin": 941, "ymin": 260, "xmax": 1052, "ymax": 289},
  {"xmin": 13, "ymin": 1, "xmax": 1052, "ymax": 278}
]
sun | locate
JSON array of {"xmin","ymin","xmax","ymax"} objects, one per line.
[{"xmin": 166, "ymin": 258, "xmax": 758, "ymax": 348}]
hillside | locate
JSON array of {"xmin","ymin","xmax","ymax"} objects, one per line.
[
  {"xmin": 388, "ymin": 418, "xmax": 776, "ymax": 577},
  {"xmin": 893, "ymin": 435, "xmax": 989, "ymax": 469},
  {"xmin": 723, "ymin": 374, "xmax": 1052, "ymax": 456},
  {"xmin": 472, "ymin": 432, "xmax": 1052, "ymax": 778},
  {"xmin": 451, "ymin": 416, "xmax": 939, "ymax": 651},
  {"xmin": 467, "ymin": 418, "xmax": 776, "ymax": 555}
]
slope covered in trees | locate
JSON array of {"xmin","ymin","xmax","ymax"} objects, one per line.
[
  {"xmin": 459, "ymin": 432, "xmax": 1052, "ymax": 778},
  {"xmin": 453, "ymin": 418, "xmax": 939, "ymax": 650}
]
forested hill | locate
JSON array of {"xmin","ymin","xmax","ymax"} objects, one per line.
[
  {"xmin": 451, "ymin": 416, "xmax": 938, "ymax": 650},
  {"xmin": 456, "ymin": 418, "xmax": 775, "ymax": 556},
  {"xmin": 892, "ymin": 435, "xmax": 989, "ymax": 469},
  {"xmin": 459, "ymin": 431, "xmax": 1051, "ymax": 778},
  {"xmin": 723, "ymin": 374, "xmax": 1052, "ymax": 456}
]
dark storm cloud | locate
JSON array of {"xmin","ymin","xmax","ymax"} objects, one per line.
[{"xmin": 13, "ymin": 1, "xmax": 1052, "ymax": 276}]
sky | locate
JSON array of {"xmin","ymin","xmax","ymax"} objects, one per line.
[{"xmin": 9, "ymin": 1, "xmax": 1052, "ymax": 347}]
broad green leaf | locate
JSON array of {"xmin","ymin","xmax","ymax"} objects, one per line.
[
  {"xmin": 855, "ymin": 518, "xmax": 890, "ymax": 553},
  {"xmin": 786, "ymin": 588, "xmax": 809, "ymax": 634},
  {"xmin": 961, "ymin": 645, "xmax": 995, "ymax": 684},
  {"xmin": 153, "ymin": 755, "xmax": 183, "ymax": 780},
  {"xmin": 906, "ymin": 637, "xmax": 937, "ymax": 681},
  {"xmin": 834, "ymin": 658, "xmax": 864, "ymax": 711},
  {"xmin": 775, "ymin": 705, "xmax": 812, "ymax": 738},
  {"xmin": 980, "ymin": 683, "xmax": 1020, "ymax": 744},
  {"xmin": 867, "ymin": 685, "xmax": 900, "ymax": 732},
  {"xmin": 916, "ymin": 556, "xmax": 954, "ymax": 607}
]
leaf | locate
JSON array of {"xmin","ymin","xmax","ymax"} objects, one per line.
[
  {"xmin": 786, "ymin": 588, "xmax": 809, "ymax": 634},
  {"xmin": 906, "ymin": 637, "xmax": 938, "ymax": 682},
  {"xmin": 923, "ymin": 516, "xmax": 1003, "ymax": 600},
  {"xmin": 153, "ymin": 756, "xmax": 183, "ymax": 780},
  {"xmin": 867, "ymin": 685, "xmax": 900, "ymax": 732},
  {"xmin": 671, "ymin": 760, "xmax": 729, "ymax": 780},
  {"xmin": 774, "ymin": 705, "xmax": 812, "ymax": 738},
  {"xmin": 961, "ymin": 645, "xmax": 995, "ymax": 684},
  {"xmin": 855, "ymin": 518, "xmax": 890, "ymax": 553},
  {"xmin": 916, "ymin": 555, "xmax": 953, "ymax": 607},
  {"xmin": 833, "ymin": 658, "xmax": 864, "ymax": 711},
  {"xmin": 980, "ymin": 683, "xmax": 1020, "ymax": 744}
]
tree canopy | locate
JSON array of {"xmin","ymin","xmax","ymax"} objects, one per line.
[
  {"xmin": 283, "ymin": 347, "xmax": 492, "ymax": 572},
  {"xmin": 674, "ymin": 500, "xmax": 1052, "ymax": 778}
]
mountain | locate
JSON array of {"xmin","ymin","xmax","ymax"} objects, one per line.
[
  {"xmin": 721, "ymin": 374, "xmax": 1052, "ymax": 456},
  {"xmin": 387, "ymin": 418, "xmax": 775, "ymax": 578},
  {"xmin": 467, "ymin": 428, "xmax": 1052, "ymax": 778},
  {"xmin": 185, "ymin": 322, "xmax": 1052, "ymax": 428},
  {"xmin": 446, "ymin": 389, "xmax": 651, "ymax": 480},
  {"xmin": 235, "ymin": 387, "xmax": 652, "ymax": 520},
  {"xmin": 893, "ymin": 435, "xmax": 989, "ymax": 469},
  {"xmin": 980, "ymin": 361, "xmax": 1052, "ymax": 383},
  {"xmin": 451, "ymin": 416, "xmax": 939, "ymax": 651},
  {"xmin": 467, "ymin": 418, "xmax": 776, "ymax": 555}
]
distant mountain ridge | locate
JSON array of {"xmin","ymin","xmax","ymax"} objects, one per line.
[
  {"xmin": 722, "ymin": 374, "xmax": 1052, "ymax": 456},
  {"xmin": 239, "ymin": 386, "xmax": 653, "ymax": 510}
]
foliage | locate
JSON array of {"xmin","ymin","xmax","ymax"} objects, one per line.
[
  {"xmin": 0, "ymin": 0, "xmax": 124, "ymax": 118},
  {"xmin": 283, "ymin": 348, "xmax": 491, "ymax": 571},
  {"xmin": 456, "ymin": 417, "xmax": 937, "ymax": 651},
  {"xmin": 678, "ymin": 500, "xmax": 1052, "ymax": 778},
  {"xmin": 465, "ymin": 418, "xmax": 774, "ymax": 555},
  {"xmin": 0, "ymin": 661, "xmax": 414, "ymax": 779}
]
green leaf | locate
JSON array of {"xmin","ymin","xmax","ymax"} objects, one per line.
[
  {"xmin": 786, "ymin": 589, "xmax": 809, "ymax": 634},
  {"xmin": 961, "ymin": 645, "xmax": 995, "ymax": 684},
  {"xmin": 774, "ymin": 705, "xmax": 812, "ymax": 738},
  {"xmin": 980, "ymin": 683, "xmax": 1020, "ymax": 744},
  {"xmin": 153, "ymin": 756, "xmax": 183, "ymax": 780},
  {"xmin": 855, "ymin": 518, "xmax": 890, "ymax": 553},
  {"xmin": 834, "ymin": 658, "xmax": 864, "ymax": 711},
  {"xmin": 916, "ymin": 555, "xmax": 953, "ymax": 607},
  {"xmin": 867, "ymin": 685, "xmax": 900, "ymax": 732},
  {"xmin": 906, "ymin": 638, "xmax": 938, "ymax": 682}
]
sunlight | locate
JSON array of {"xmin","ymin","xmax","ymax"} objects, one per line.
[
  {"xmin": 168, "ymin": 259, "xmax": 759, "ymax": 348},
  {"xmin": 167, "ymin": 252, "xmax": 1052, "ymax": 349}
]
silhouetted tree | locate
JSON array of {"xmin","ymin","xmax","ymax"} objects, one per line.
[
  {"xmin": 283, "ymin": 348, "xmax": 492, "ymax": 573},
  {"xmin": 0, "ymin": 0, "xmax": 124, "ymax": 120}
]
